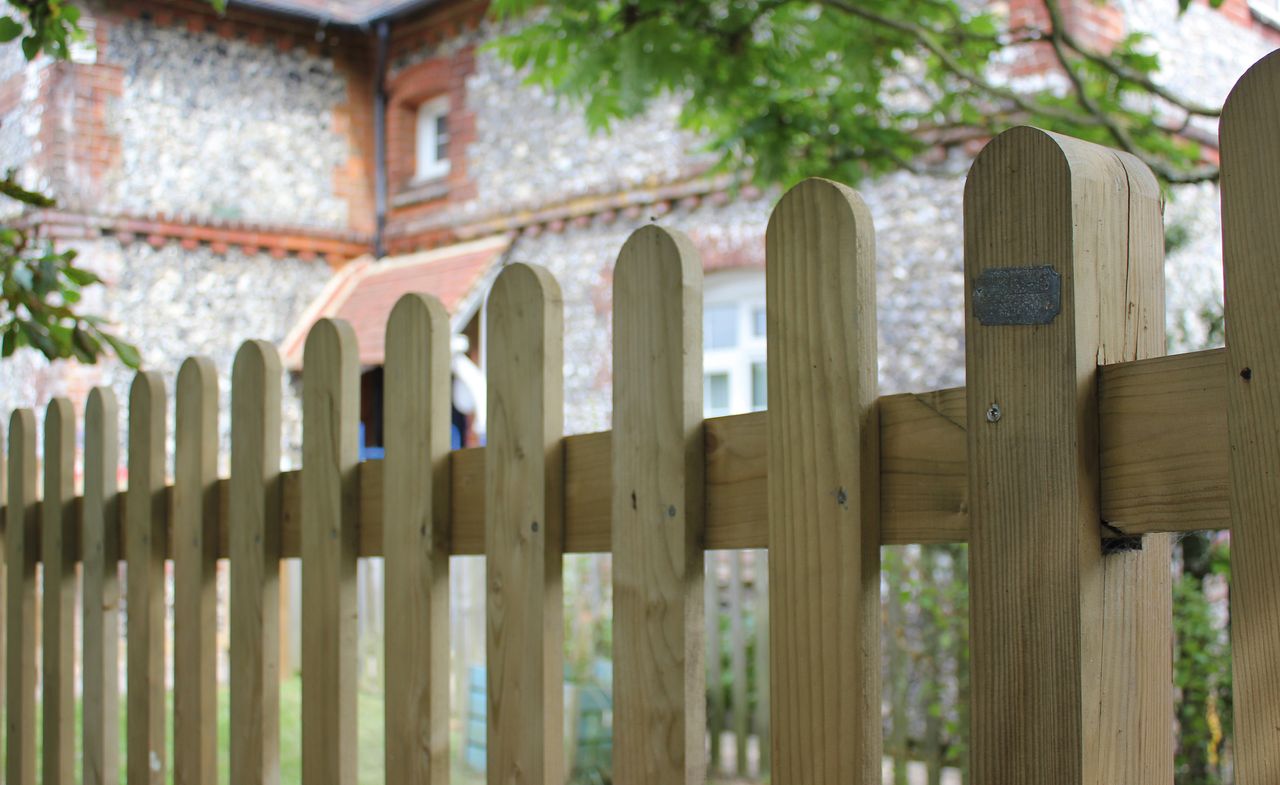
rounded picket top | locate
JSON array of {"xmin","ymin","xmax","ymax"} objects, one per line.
[
  {"xmin": 45, "ymin": 397, "xmax": 73, "ymax": 445},
  {"xmin": 9, "ymin": 406, "xmax": 35, "ymax": 451},
  {"xmin": 488, "ymin": 261, "xmax": 564, "ymax": 318},
  {"xmin": 966, "ymin": 126, "xmax": 1148, "ymax": 210},
  {"xmin": 1221, "ymin": 47, "xmax": 1280, "ymax": 144},
  {"xmin": 129, "ymin": 370, "xmax": 165, "ymax": 417},
  {"xmin": 966, "ymin": 127, "xmax": 1071, "ymax": 203},
  {"xmin": 177, "ymin": 356, "xmax": 218, "ymax": 408},
  {"xmin": 766, "ymin": 177, "xmax": 874, "ymax": 260},
  {"xmin": 387, "ymin": 291, "xmax": 450, "ymax": 342},
  {"xmin": 302, "ymin": 316, "xmax": 358, "ymax": 371},
  {"xmin": 86, "ymin": 385, "xmax": 119, "ymax": 431},
  {"xmin": 613, "ymin": 224, "xmax": 703, "ymax": 315},
  {"xmin": 233, "ymin": 339, "xmax": 282, "ymax": 391}
]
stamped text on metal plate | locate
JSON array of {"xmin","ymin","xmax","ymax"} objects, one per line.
[{"xmin": 972, "ymin": 266, "xmax": 1061, "ymax": 326}]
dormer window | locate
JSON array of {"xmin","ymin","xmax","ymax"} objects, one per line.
[{"xmin": 415, "ymin": 96, "xmax": 451, "ymax": 182}]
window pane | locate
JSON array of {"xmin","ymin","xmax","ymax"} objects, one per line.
[
  {"xmin": 705, "ymin": 304, "xmax": 738, "ymax": 350},
  {"xmin": 753, "ymin": 306, "xmax": 766, "ymax": 338},
  {"xmin": 751, "ymin": 362, "xmax": 767, "ymax": 410},
  {"xmin": 705, "ymin": 372, "xmax": 730, "ymax": 414},
  {"xmin": 435, "ymin": 114, "xmax": 449, "ymax": 161}
]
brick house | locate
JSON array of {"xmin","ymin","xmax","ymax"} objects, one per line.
[{"xmin": 0, "ymin": 0, "xmax": 1275, "ymax": 459}]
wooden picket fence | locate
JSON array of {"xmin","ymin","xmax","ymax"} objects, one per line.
[{"xmin": 5, "ymin": 50, "xmax": 1280, "ymax": 785}]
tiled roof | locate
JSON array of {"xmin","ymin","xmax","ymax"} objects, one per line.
[
  {"xmin": 233, "ymin": 0, "xmax": 428, "ymax": 25},
  {"xmin": 282, "ymin": 235, "xmax": 509, "ymax": 368}
]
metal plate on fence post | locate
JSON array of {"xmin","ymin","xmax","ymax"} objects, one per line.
[{"xmin": 972, "ymin": 265, "xmax": 1062, "ymax": 325}]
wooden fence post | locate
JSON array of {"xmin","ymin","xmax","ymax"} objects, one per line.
[
  {"xmin": 231, "ymin": 340, "xmax": 283, "ymax": 785},
  {"xmin": 611, "ymin": 225, "xmax": 705, "ymax": 785},
  {"xmin": 302, "ymin": 318, "xmax": 360, "ymax": 785},
  {"xmin": 175, "ymin": 357, "xmax": 219, "ymax": 785},
  {"xmin": 485, "ymin": 263, "xmax": 564, "ymax": 785},
  {"xmin": 766, "ymin": 177, "xmax": 880, "ymax": 784},
  {"xmin": 963, "ymin": 127, "xmax": 1171, "ymax": 784},
  {"xmin": 6, "ymin": 409, "xmax": 36, "ymax": 785},
  {"xmin": 128, "ymin": 371, "xmax": 168, "ymax": 785},
  {"xmin": 43, "ymin": 397, "xmax": 76, "ymax": 785},
  {"xmin": 1219, "ymin": 49, "xmax": 1280, "ymax": 782},
  {"xmin": 84, "ymin": 387, "xmax": 121, "ymax": 785},
  {"xmin": 384, "ymin": 293, "xmax": 452, "ymax": 785}
]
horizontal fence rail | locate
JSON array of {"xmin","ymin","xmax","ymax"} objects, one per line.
[
  {"xmin": 0, "ymin": 347, "xmax": 1230, "ymax": 558},
  {"xmin": 2, "ymin": 48, "xmax": 1279, "ymax": 785}
]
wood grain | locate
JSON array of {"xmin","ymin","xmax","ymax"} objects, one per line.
[
  {"xmin": 128, "ymin": 371, "xmax": 168, "ymax": 785},
  {"xmin": 0, "ymin": 347, "xmax": 1233, "ymax": 568},
  {"xmin": 485, "ymin": 263, "xmax": 564, "ymax": 785},
  {"xmin": 230, "ymin": 340, "xmax": 283, "ymax": 785},
  {"xmin": 83, "ymin": 387, "xmax": 121, "ymax": 785},
  {"xmin": 611, "ymin": 226, "xmax": 705, "ymax": 785},
  {"xmin": 6, "ymin": 409, "xmax": 36, "ymax": 785},
  {"xmin": 1094, "ymin": 146, "xmax": 1174, "ymax": 784},
  {"xmin": 43, "ymin": 397, "xmax": 76, "ymax": 785},
  {"xmin": 301, "ymin": 318, "xmax": 360, "ymax": 785},
  {"xmin": 383, "ymin": 293, "xmax": 452, "ymax": 785},
  {"xmin": 174, "ymin": 357, "xmax": 219, "ymax": 785},
  {"xmin": 765, "ymin": 178, "xmax": 880, "ymax": 784},
  {"xmin": 1220, "ymin": 49, "xmax": 1280, "ymax": 783},
  {"xmin": 964, "ymin": 127, "xmax": 1170, "ymax": 784}
]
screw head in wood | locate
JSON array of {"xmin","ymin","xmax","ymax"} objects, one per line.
[{"xmin": 986, "ymin": 403, "xmax": 1002, "ymax": 423}]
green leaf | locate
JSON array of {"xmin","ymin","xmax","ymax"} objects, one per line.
[
  {"xmin": 103, "ymin": 332, "xmax": 141, "ymax": 369},
  {"xmin": 63, "ymin": 266, "xmax": 101, "ymax": 286},
  {"xmin": 21, "ymin": 34, "xmax": 40, "ymax": 60},
  {"xmin": 19, "ymin": 320, "xmax": 57, "ymax": 359},
  {"xmin": 0, "ymin": 17, "xmax": 24, "ymax": 42}
]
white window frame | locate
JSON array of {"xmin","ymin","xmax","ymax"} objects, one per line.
[
  {"xmin": 415, "ymin": 95, "xmax": 452, "ymax": 182},
  {"xmin": 703, "ymin": 270, "xmax": 767, "ymax": 418}
]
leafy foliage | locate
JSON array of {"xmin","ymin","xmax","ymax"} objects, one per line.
[
  {"xmin": 0, "ymin": 0, "xmax": 224, "ymax": 59},
  {"xmin": 0, "ymin": 2, "xmax": 154, "ymax": 367},
  {"xmin": 1174, "ymin": 532, "xmax": 1233, "ymax": 784},
  {"xmin": 490, "ymin": 0, "xmax": 1219, "ymax": 187},
  {"xmin": 0, "ymin": 171, "xmax": 140, "ymax": 366}
]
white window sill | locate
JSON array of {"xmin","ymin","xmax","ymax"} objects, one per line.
[{"xmin": 392, "ymin": 177, "xmax": 450, "ymax": 208}]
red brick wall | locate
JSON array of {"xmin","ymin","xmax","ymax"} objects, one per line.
[
  {"xmin": 1007, "ymin": 0, "xmax": 1126, "ymax": 78},
  {"xmin": 1008, "ymin": 0, "xmax": 1279, "ymax": 79},
  {"xmin": 384, "ymin": 46, "xmax": 477, "ymax": 202},
  {"xmin": 36, "ymin": 0, "xmax": 377, "ymax": 237},
  {"xmin": 35, "ymin": 20, "xmax": 125, "ymax": 208},
  {"xmin": 334, "ymin": 44, "xmax": 378, "ymax": 236},
  {"xmin": 381, "ymin": 0, "xmax": 486, "ymax": 252}
]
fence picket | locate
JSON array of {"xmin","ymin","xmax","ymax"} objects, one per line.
[
  {"xmin": 9, "ymin": 61, "xmax": 1280, "ymax": 785},
  {"xmin": 728, "ymin": 555, "xmax": 748, "ymax": 775},
  {"xmin": 485, "ymin": 263, "xmax": 564, "ymax": 785},
  {"xmin": 963, "ymin": 127, "xmax": 1171, "ymax": 784},
  {"xmin": 302, "ymin": 318, "xmax": 361, "ymax": 785},
  {"xmin": 752, "ymin": 552, "xmax": 769, "ymax": 775},
  {"xmin": 128, "ymin": 371, "xmax": 168, "ymax": 785},
  {"xmin": 6, "ymin": 409, "xmax": 36, "ymax": 785},
  {"xmin": 84, "ymin": 387, "xmax": 121, "ymax": 785},
  {"xmin": 611, "ymin": 226, "xmax": 704, "ymax": 785},
  {"xmin": 1219, "ymin": 48, "xmax": 1280, "ymax": 781},
  {"xmin": 383, "ymin": 293, "xmax": 452, "ymax": 785},
  {"xmin": 175, "ymin": 357, "xmax": 220, "ymax": 785},
  {"xmin": 43, "ymin": 397, "xmax": 76, "ymax": 785},
  {"xmin": 230, "ymin": 340, "xmax": 284, "ymax": 785},
  {"xmin": 705, "ymin": 554, "xmax": 723, "ymax": 773},
  {"xmin": 765, "ymin": 177, "xmax": 880, "ymax": 784}
]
